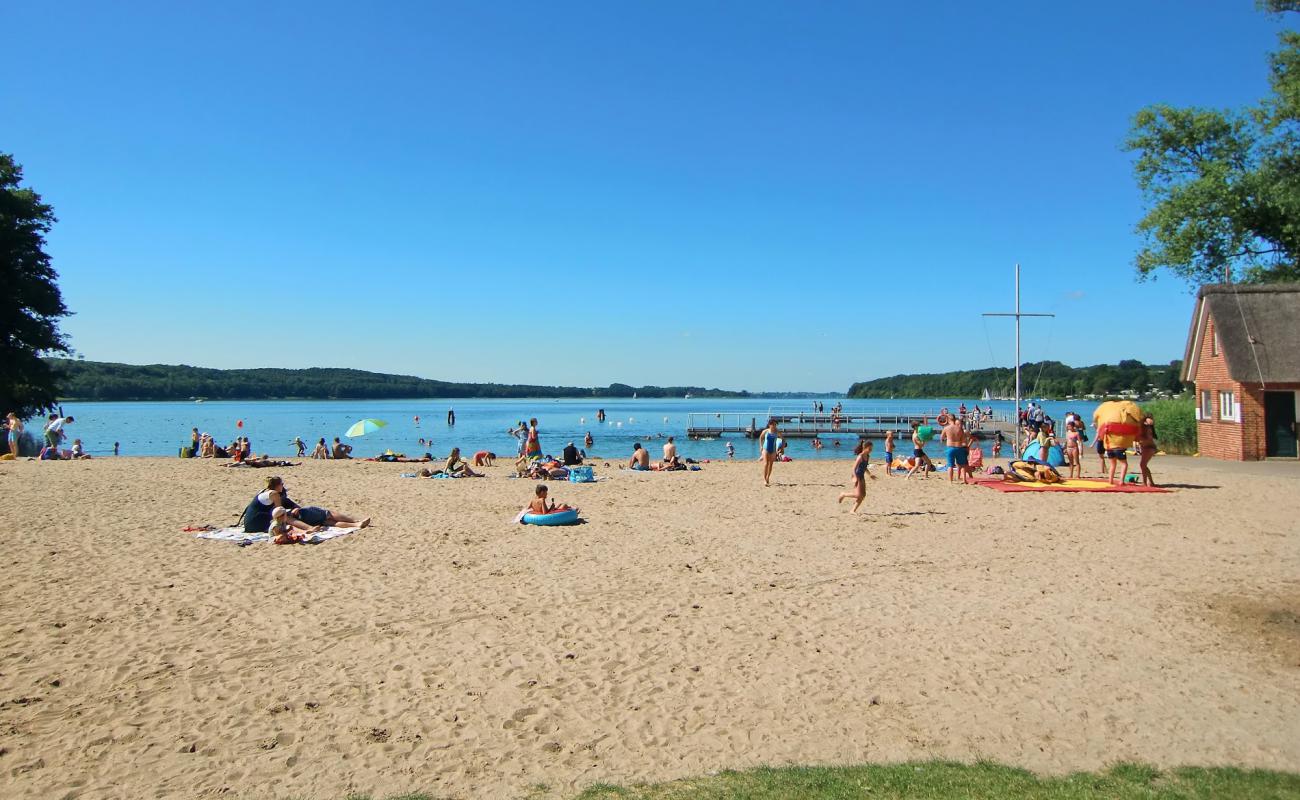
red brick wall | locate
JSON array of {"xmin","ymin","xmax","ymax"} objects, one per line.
[
  {"xmin": 1191, "ymin": 313, "xmax": 1246, "ymax": 460},
  {"xmin": 1241, "ymin": 383, "xmax": 1300, "ymax": 459},
  {"xmin": 1192, "ymin": 311, "xmax": 1300, "ymax": 460}
]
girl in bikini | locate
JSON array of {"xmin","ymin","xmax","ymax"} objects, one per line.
[{"xmin": 1064, "ymin": 421, "xmax": 1082, "ymax": 479}]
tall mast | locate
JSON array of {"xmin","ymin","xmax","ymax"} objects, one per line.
[{"xmin": 983, "ymin": 263, "xmax": 1054, "ymax": 423}]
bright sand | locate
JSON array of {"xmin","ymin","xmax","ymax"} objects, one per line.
[{"xmin": 2, "ymin": 455, "xmax": 1298, "ymax": 799}]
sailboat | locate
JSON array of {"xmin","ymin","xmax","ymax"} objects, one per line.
[{"xmin": 980, "ymin": 387, "xmax": 991, "ymax": 401}]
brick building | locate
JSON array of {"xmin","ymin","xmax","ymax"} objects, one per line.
[{"xmin": 1181, "ymin": 283, "xmax": 1300, "ymax": 460}]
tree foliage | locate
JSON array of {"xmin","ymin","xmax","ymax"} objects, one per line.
[
  {"xmin": 1, "ymin": 154, "xmax": 70, "ymax": 418},
  {"xmin": 1126, "ymin": 12, "xmax": 1300, "ymax": 287},
  {"xmin": 47, "ymin": 359, "xmax": 751, "ymax": 401},
  {"xmin": 846, "ymin": 360, "xmax": 1185, "ymax": 400}
]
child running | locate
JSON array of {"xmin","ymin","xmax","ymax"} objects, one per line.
[{"xmin": 837, "ymin": 440, "xmax": 876, "ymax": 512}]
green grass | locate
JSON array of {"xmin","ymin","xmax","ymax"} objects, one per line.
[
  {"xmin": 344, "ymin": 760, "xmax": 1300, "ymax": 800},
  {"xmin": 1144, "ymin": 396, "xmax": 1197, "ymax": 455}
]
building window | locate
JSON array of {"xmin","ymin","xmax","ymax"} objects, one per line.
[
  {"xmin": 1199, "ymin": 390, "xmax": 1212, "ymax": 420},
  {"xmin": 1211, "ymin": 328, "xmax": 1219, "ymax": 356},
  {"xmin": 1219, "ymin": 391, "xmax": 1239, "ymax": 422}
]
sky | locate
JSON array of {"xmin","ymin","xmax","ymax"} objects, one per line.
[{"xmin": 3, "ymin": 1, "xmax": 1291, "ymax": 392}]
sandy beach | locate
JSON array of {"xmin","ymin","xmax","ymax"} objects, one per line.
[{"xmin": 1, "ymin": 454, "xmax": 1298, "ymax": 799}]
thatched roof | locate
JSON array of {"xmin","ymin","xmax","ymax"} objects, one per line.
[{"xmin": 1182, "ymin": 283, "xmax": 1300, "ymax": 385}]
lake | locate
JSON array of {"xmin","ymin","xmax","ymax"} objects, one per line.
[{"xmin": 50, "ymin": 397, "xmax": 1102, "ymax": 461}]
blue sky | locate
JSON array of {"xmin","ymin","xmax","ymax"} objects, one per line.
[{"xmin": 4, "ymin": 1, "xmax": 1289, "ymax": 391}]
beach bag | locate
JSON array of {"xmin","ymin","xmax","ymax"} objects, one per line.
[{"xmin": 568, "ymin": 466, "xmax": 595, "ymax": 483}]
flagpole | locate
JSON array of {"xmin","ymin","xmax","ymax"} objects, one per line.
[{"xmin": 983, "ymin": 263, "xmax": 1053, "ymax": 431}]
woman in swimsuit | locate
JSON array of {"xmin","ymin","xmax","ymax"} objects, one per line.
[
  {"xmin": 525, "ymin": 418, "xmax": 542, "ymax": 459},
  {"xmin": 444, "ymin": 447, "xmax": 483, "ymax": 477},
  {"xmin": 1064, "ymin": 421, "xmax": 1082, "ymax": 479},
  {"xmin": 759, "ymin": 419, "xmax": 780, "ymax": 486},
  {"xmin": 1137, "ymin": 414, "xmax": 1158, "ymax": 487},
  {"xmin": 837, "ymin": 440, "xmax": 876, "ymax": 512},
  {"xmin": 6, "ymin": 413, "xmax": 22, "ymax": 458}
]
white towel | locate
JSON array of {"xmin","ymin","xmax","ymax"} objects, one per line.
[{"xmin": 195, "ymin": 526, "xmax": 359, "ymax": 544}]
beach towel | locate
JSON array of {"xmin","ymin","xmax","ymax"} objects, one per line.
[
  {"xmin": 194, "ymin": 526, "xmax": 362, "ymax": 544},
  {"xmin": 973, "ymin": 477, "xmax": 1169, "ymax": 493}
]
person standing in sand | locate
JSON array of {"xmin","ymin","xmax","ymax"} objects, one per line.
[
  {"xmin": 883, "ymin": 430, "xmax": 895, "ymax": 476},
  {"xmin": 1136, "ymin": 414, "xmax": 1158, "ymax": 487},
  {"xmin": 525, "ymin": 418, "xmax": 542, "ymax": 460},
  {"xmin": 6, "ymin": 412, "xmax": 23, "ymax": 458},
  {"xmin": 906, "ymin": 421, "xmax": 932, "ymax": 479},
  {"xmin": 1064, "ymin": 421, "xmax": 1082, "ymax": 479},
  {"xmin": 942, "ymin": 415, "xmax": 971, "ymax": 484},
  {"xmin": 837, "ymin": 440, "xmax": 876, "ymax": 512},
  {"xmin": 758, "ymin": 419, "xmax": 780, "ymax": 486}
]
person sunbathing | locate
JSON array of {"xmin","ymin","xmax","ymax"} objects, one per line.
[
  {"xmin": 370, "ymin": 451, "xmax": 432, "ymax": 463},
  {"xmin": 310, "ymin": 438, "xmax": 330, "ymax": 459},
  {"xmin": 225, "ymin": 455, "xmax": 298, "ymax": 468},
  {"xmin": 444, "ymin": 448, "xmax": 483, "ymax": 477},
  {"xmin": 287, "ymin": 505, "xmax": 370, "ymax": 529}
]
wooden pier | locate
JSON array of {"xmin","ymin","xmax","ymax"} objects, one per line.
[{"xmin": 686, "ymin": 408, "xmax": 1016, "ymax": 440}]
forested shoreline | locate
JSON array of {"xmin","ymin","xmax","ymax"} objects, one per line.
[
  {"xmin": 847, "ymin": 360, "xmax": 1185, "ymax": 400},
  {"xmin": 48, "ymin": 359, "xmax": 752, "ymax": 401}
]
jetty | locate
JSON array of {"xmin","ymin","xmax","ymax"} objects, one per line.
[{"xmin": 685, "ymin": 406, "xmax": 1017, "ymax": 440}]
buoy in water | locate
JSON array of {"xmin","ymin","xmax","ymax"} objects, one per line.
[{"xmin": 236, "ymin": 419, "xmax": 244, "ymax": 429}]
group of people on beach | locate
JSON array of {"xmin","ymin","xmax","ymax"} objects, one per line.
[
  {"xmin": 5, "ymin": 410, "xmax": 87, "ymax": 459},
  {"xmin": 241, "ymin": 475, "xmax": 370, "ymax": 544}
]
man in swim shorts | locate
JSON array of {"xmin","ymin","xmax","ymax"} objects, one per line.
[
  {"xmin": 1105, "ymin": 446, "xmax": 1129, "ymax": 485},
  {"xmin": 628, "ymin": 443, "xmax": 650, "ymax": 470},
  {"xmin": 942, "ymin": 416, "xmax": 972, "ymax": 484}
]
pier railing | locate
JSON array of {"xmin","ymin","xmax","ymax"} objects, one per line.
[{"xmin": 686, "ymin": 406, "xmax": 1015, "ymax": 440}]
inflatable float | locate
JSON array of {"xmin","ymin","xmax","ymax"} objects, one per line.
[
  {"xmin": 521, "ymin": 508, "xmax": 580, "ymax": 526},
  {"xmin": 1020, "ymin": 443, "xmax": 1067, "ymax": 467},
  {"xmin": 1093, "ymin": 400, "xmax": 1143, "ymax": 451}
]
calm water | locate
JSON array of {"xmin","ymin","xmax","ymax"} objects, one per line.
[{"xmin": 51, "ymin": 397, "xmax": 1102, "ymax": 461}]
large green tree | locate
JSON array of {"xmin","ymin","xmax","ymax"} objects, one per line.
[
  {"xmin": 1126, "ymin": 6, "xmax": 1300, "ymax": 286},
  {"xmin": 1, "ymin": 154, "xmax": 70, "ymax": 418}
]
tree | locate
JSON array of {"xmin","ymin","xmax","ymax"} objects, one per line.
[
  {"xmin": 1126, "ymin": 8, "xmax": 1300, "ymax": 287},
  {"xmin": 1, "ymin": 154, "xmax": 70, "ymax": 418}
]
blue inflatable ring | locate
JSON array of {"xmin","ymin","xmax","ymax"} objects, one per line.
[{"xmin": 521, "ymin": 508, "xmax": 580, "ymax": 526}]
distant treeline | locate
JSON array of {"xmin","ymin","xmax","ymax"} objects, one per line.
[
  {"xmin": 847, "ymin": 360, "xmax": 1186, "ymax": 400},
  {"xmin": 48, "ymin": 359, "xmax": 752, "ymax": 401}
]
